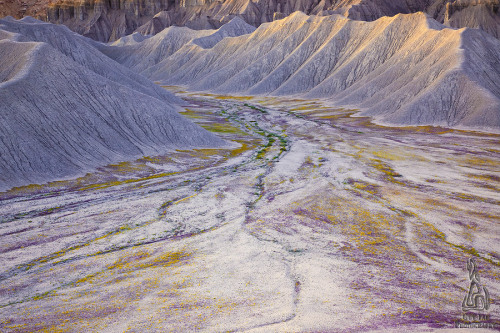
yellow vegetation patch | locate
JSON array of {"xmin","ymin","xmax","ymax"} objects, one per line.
[
  {"xmin": 289, "ymin": 104, "xmax": 323, "ymax": 111},
  {"xmin": 350, "ymin": 180, "xmax": 380, "ymax": 196},
  {"xmin": 108, "ymin": 250, "xmax": 191, "ymax": 272},
  {"xmin": 199, "ymin": 122, "xmax": 249, "ymax": 135},
  {"xmin": 399, "ymin": 126, "xmax": 453, "ymax": 135},
  {"xmin": 179, "ymin": 108, "xmax": 206, "ymax": 119},
  {"xmin": 77, "ymin": 170, "xmax": 178, "ymax": 191},
  {"xmin": 368, "ymin": 159, "xmax": 405, "ymax": 185},
  {"xmin": 287, "ymin": 193, "xmax": 409, "ymax": 259},
  {"xmin": 105, "ymin": 161, "xmax": 148, "ymax": 173},
  {"xmin": 214, "ymin": 95, "xmax": 254, "ymax": 101},
  {"xmin": 74, "ymin": 250, "xmax": 191, "ymax": 287},
  {"xmin": 462, "ymin": 156, "xmax": 498, "ymax": 167},
  {"xmin": 369, "ymin": 148, "xmax": 428, "ymax": 162}
]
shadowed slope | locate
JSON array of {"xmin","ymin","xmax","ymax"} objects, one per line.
[{"xmin": 0, "ymin": 18, "xmax": 225, "ymax": 192}]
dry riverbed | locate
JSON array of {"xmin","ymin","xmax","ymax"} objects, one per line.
[{"xmin": 0, "ymin": 90, "xmax": 499, "ymax": 332}]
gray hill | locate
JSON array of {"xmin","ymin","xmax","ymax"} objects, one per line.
[
  {"xmin": 101, "ymin": 26, "xmax": 214, "ymax": 73},
  {"xmin": 102, "ymin": 17, "xmax": 255, "ymax": 74},
  {"xmin": 191, "ymin": 17, "xmax": 256, "ymax": 49},
  {"xmin": 117, "ymin": 12, "xmax": 500, "ymax": 131},
  {"xmin": 111, "ymin": 32, "xmax": 151, "ymax": 46},
  {"xmin": 0, "ymin": 18, "xmax": 225, "ymax": 191}
]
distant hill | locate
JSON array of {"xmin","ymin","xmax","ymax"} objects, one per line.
[
  {"xmin": 1, "ymin": 0, "xmax": 499, "ymax": 42},
  {"xmin": 0, "ymin": 17, "xmax": 225, "ymax": 191},
  {"xmin": 110, "ymin": 12, "xmax": 500, "ymax": 132},
  {"xmin": 101, "ymin": 16, "xmax": 256, "ymax": 73}
]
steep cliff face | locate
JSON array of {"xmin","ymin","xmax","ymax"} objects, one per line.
[
  {"xmin": 0, "ymin": 0, "xmax": 50, "ymax": 20},
  {"xmin": 136, "ymin": 0, "xmax": 500, "ymax": 39},
  {"xmin": 45, "ymin": 0, "xmax": 174, "ymax": 41},
  {"xmin": 52, "ymin": 0, "xmax": 328, "ymax": 41},
  {"xmin": 1, "ymin": 0, "xmax": 499, "ymax": 41},
  {"xmin": 441, "ymin": 0, "xmax": 500, "ymax": 38}
]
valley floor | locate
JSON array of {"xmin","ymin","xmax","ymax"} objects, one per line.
[{"xmin": 0, "ymin": 90, "xmax": 499, "ymax": 332}]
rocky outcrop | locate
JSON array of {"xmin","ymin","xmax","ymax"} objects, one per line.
[
  {"xmin": 1, "ymin": 0, "xmax": 499, "ymax": 41},
  {"xmin": 0, "ymin": 17, "xmax": 225, "ymax": 191},
  {"xmin": 112, "ymin": 12, "xmax": 500, "ymax": 131},
  {"xmin": 0, "ymin": 0, "xmax": 49, "ymax": 21},
  {"xmin": 135, "ymin": 0, "xmax": 500, "ymax": 40},
  {"xmin": 44, "ymin": 0, "xmax": 174, "ymax": 41},
  {"xmin": 441, "ymin": 0, "xmax": 500, "ymax": 38}
]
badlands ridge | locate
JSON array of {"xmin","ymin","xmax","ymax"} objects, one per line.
[{"xmin": 107, "ymin": 12, "xmax": 500, "ymax": 130}]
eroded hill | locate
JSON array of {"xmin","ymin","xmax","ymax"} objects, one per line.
[
  {"xmin": 0, "ymin": 17, "xmax": 225, "ymax": 191},
  {"xmin": 106, "ymin": 12, "xmax": 500, "ymax": 131}
]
